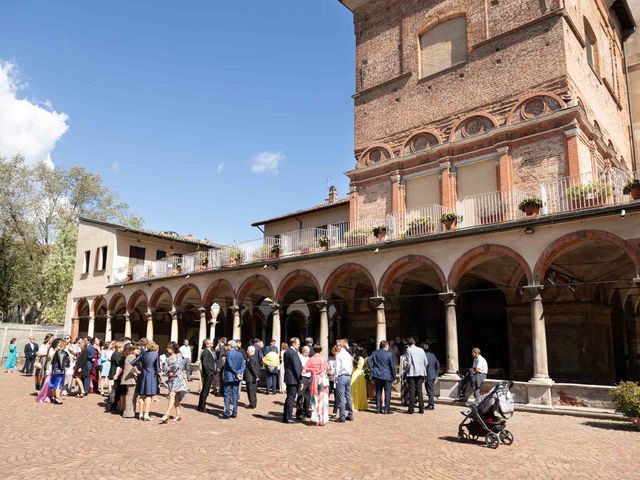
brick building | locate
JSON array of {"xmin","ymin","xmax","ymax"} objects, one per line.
[{"xmin": 66, "ymin": 0, "xmax": 640, "ymax": 409}]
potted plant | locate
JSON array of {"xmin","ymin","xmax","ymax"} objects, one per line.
[
  {"xmin": 344, "ymin": 227, "xmax": 370, "ymax": 246},
  {"xmin": 610, "ymin": 381, "xmax": 640, "ymax": 429},
  {"xmin": 125, "ymin": 266, "xmax": 133, "ymax": 282},
  {"xmin": 405, "ymin": 216, "xmax": 434, "ymax": 236},
  {"xmin": 270, "ymin": 243, "xmax": 281, "ymax": 259},
  {"xmin": 198, "ymin": 255, "xmax": 209, "ymax": 271},
  {"xmin": 441, "ymin": 213, "xmax": 459, "ymax": 231},
  {"xmin": 227, "ymin": 246, "xmax": 243, "ymax": 266},
  {"xmin": 566, "ymin": 181, "xmax": 614, "ymax": 208},
  {"xmin": 518, "ymin": 197, "xmax": 543, "ymax": 216},
  {"xmin": 623, "ymin": 179, "xmax": 640, "ymax": 200},
  {"xmin": 371, "ymin": 224, "xmax": 387, "ymax": 240},
  {"xmin": 318, "ymin": 235, "xmax": 329, "ymax": 250}
]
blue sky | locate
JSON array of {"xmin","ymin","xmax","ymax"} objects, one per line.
[{"xmin": 1, "ymin": 0, "xmax": 355, "ymax": 244}]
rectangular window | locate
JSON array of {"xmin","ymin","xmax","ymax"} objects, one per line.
[
  {"xmin": 456, "ymin": 160, "xmax": 498, "ymax": 199},
  {"xmin": 99, "ymin": 246, "xmax": 108, "ymax": 271},
  {"xmin": 405, "ymin": 173, "xmax": 440, "ymax": 211},
  {"xmin": 129, "ymin": 245, "xmax": 146, "ymax": 262},
  {"xmin": 156, "ymin": 250, "xmax": 167, "ymax": 260},
  {"xmin": 420, "ymin": 17, "xmax": 468, "ymax": 78},
  {"xmin": 82, "ymin": 250, "xmax": 91, "ymax": 274}
]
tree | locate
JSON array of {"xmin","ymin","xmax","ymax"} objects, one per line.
[{"xmin": 0, "ymin": 155, "xmax": 142, "ymax": 323}]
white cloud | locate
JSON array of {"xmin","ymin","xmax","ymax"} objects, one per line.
[
  {"xmin": 217, "ymin": 162, "xmax": 224, "ymax": 174},
  {"xmin": 250, "ymin": 151, "xmax": 283, "ymax": 175},
  {"xmin": 111, "ymin": 161, "xmax": 120, "ymax": 173},
  {"xmin": 0, "ymin": 61, "xmax": 69, "ymax": 166}
]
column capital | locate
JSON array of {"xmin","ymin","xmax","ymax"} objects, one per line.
[
  {"xmin": 198, "ymin": 307, "xmax": 207, "ymax": 313},
  {"xmin": 124, "ymin": 312, "xmax": 130, "ymax": 320},
  {"xmin": 349, "ymin": 184, "xmax": 357, "ymax": 194},
  {"xmin": 523, "ymin": 284, "xmax": 544, "ymax": 298},
  {"xmin": 439, "ymin": 291, "xmax": 456, "ymax": 303},
  {"xmin": 390, "ymin": 173, "xmax": 401, "ymax": 183},
  {"xmin": 564, "ymin": 128, "xmax": 579, "ymax": 138},
  {"xmin": 170, "ymin": 309, "xmax": 177, "ymax": 317},
  {"xmin": 314, "ymin": 300, "xmax": 328, "ymax": 310},
  {"xmin": 269, "ymin": 302, "xmax": 281, "ymax": 311},
  {"xmin": 145, "ymin": 310, "xmax": 153, "ymax": 320},
  {"xmin": 230, "ymin": 304, "xmax": 241, "ymax": 313},
  {"xmin": 496, "ymin": 146, "xmax": 509, "ymax": 155},
  {"xmin": 439, "ymin": 161, "xmax": 452, "ymax": 171},
  {"xmin": 369, "ymin": 296, "xmax": 385, "ymax": 309}
]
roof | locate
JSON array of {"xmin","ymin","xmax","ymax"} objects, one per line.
[
  {"xmin": 339, "ymin": 0, "xmax": 372, "ymax": 12},
  {"xmin": 251, "ymin": 198, "xmax": 350, "ymax": 227},
  {"xmin": 78, "ymin": 217, "xmax": 224, "ymax": 248}
]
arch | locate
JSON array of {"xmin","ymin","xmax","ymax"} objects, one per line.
[
  {"xmin": 91, "ymin": 296, "xmax": 107, "ymax": 315},
  {"xmin": 357, "ymin": 145, "xmax": 393, "ymax": 168},
  {"xmin": 448, "ymin": 244, "xmax": 533, "ymax": 289},
  {"xmin": 378, "ymin": 255, "xmax": 447, "ymax": 294},
  {"xmin": 75, "ymin": 298, "xmax": 90, "ymax": 317},
  {"xmin": 174, "ymin": 283, "xmax": 203, "ymax": 307},
  {"xmin": 534, "ymin": 230, "xmax": 640, "ymax": 283},
  {"xmin": 402, "ymin": 130, "xmax": 442, "ymax": 155},
  {"xmin": 451, "ymin": 113, "xmax": 499, "ymax": 141},
  {"xmin": 203, "ymin": 279, "xmax": 235, "ymax": 306},
  {"xmin": 236, "ymin": 274, "xmax": 275, "ymax": 303},
  {"xmin": 108, "ymin": 293, "xmax": 126, "ymax": 312},
  {"xmin": 276, "ymin": 269, "xmax": 322, "ymax": 303},
  {"xmin": 127, "ymin": 289, "xmax": 148, "ymax": 312},
  {"xmin": 149, "ymin": 286, "xmax": 173, "ymax": 310},
  {"xmin": 323, "ymin": 263, "xmax": 377, "ymax": 299},
  {"xmin": 506, "ymin": 92, "xmax": 565, "ymax": 124}
]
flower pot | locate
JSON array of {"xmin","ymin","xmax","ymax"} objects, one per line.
[
  {"xmin": 270, "ymin": 251, "xmax": 280, "ymax": 260},
  {"xmin": 630, "ymin": 187, "xmax": 640, "ymax": 200},
  {"xmin": 125, "ymin": 275, "xmax": 133, "ymax": 283},
  {"xmin": 524, "ymin": 205, "xmax": 541, "ymax": 216},
  {"xmin": 444, "ymin": 220, "xmax": 457, "ymax": 231},
  {"xmin": 375, "ymin": 230, "xmax": 386, "ymax": 240}
]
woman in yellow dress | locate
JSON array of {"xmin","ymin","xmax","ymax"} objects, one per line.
[{"xmin": 351, "ymin": 356, "xmax": 368, "ymax": 411}]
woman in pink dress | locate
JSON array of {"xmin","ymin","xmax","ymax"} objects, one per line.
[{"xmin": 302, "ymin": 344, "xmax": 329, "ymax": 426}]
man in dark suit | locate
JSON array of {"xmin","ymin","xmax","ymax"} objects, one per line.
[
  {"xmin": 222, "ymin": 340, "xmax": 245, "ymax": 419},
  {"xmin": 22, "ymin": 336, "xmax": 38, "ymax": 375},
  {"xmin": 198, "ymin": 338, "xmax": 217, "ymax": 412},
  {"xmin": 244, "ymin": 345, "xmax": 260, "ymax": 408},
  {"xmin": 424, "ymin": 344, "xmax": 441, "ymax": 410},
  {"xmin": 367, "ymin": 340, "xmax": 396, "ymax": 414},
  {"xmin": 282, "ymin": 337, "xmax": 302, "ymax": 423}
]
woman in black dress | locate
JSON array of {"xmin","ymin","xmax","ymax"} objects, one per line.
[{"xmin": 73, "ymin": 338, "xmax": 89, "ymax": 398}]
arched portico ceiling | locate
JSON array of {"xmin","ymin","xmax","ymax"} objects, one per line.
[
  {"xmin": 448, "ymin": 244, "xmax": 532, "ymax": 292},
  {"xmin": 108, "ymin": 293, "xmax": 126, "ymax": 313},
  {"xmin": 149, "ymin": 286, "xmax": 173, "ymax": 311},
  {"xmin": 92, "ymin": 296, "xmax": 107, "ymax": 314},
  {"xmin": 237, "ymin": 274, "xmax": 275, "ymax": 306},
  {"xmin": 323, "ymin": 263, "xmax": 377, "ymax": 301},
  {"xmin": 127, "ymin": 289, "xmax": 149, "ymax": 313},
  {"xmin": 75, "ymin": 298, "xmax": 90, "ymax": 318},
  {"xmin": 203, "ymin": 279, "xmax": 234, "ymax": 307},
  {"xmin": 174, "ymin": 283, "xmax": 203, "ymax": 311},
  {"xmin": 275, "ymin": 269, "xmax": 321, "ymax": 305},
  {"xmin": 379, "ymin": 255, "xmax": 446, "ymax": 297}
]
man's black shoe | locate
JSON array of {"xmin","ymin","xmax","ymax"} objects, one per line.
[
  {"xmin": 284, "ymin": 419, "xmax": 295, "ymax": 424},
  {"xmin": 230, "ymin": 413, "xmax": 237, "ymax": 418},
  {"xmin": 426, "ymin": 405, "xmax": 435, "ymax": 410},
  {"xmin": 337, "ymin": 418, "xmax": 346, "ymax": 423},
  {"xmin": 385, "ymin": 411, "xmax": 393, "ymax": 415},
  {"xmin": 222, "ymin": 415, "xmax": 230, "ymax": 419},
  {"xmin": 345, "ymin": 416, "xmax": 353, "ymax": 421}
]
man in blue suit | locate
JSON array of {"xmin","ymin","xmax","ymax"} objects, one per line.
[
  {"xmin": 423, "ymin": 343, "xmax": 441, "ymax": 410},
  {"xmin": 222, "ymin": 340, "xmax": 245, "ymax": 419},
  {"xmin": 367, "ymin": 340, "xmax": 396, "ymax": 414},
  {"xmin": 282, "ymin": 337, "xmax": 302, "ymax": 423}
]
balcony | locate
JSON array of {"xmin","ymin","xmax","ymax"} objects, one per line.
[{"xmin": 109, "ymin": 171, "xmax": 637, "ymax": 285}]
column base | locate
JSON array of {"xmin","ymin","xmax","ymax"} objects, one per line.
[
  {"xmin": 437, "ymin": 373, "xmax": 461, "ymax": 400},
  {"xmin": 526, "ymin": 378, "xmax": 553, "ymax": 406}
]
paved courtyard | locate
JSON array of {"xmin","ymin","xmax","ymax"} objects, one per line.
[{"xmin": 0, "ymin": 373, "xmax": 638, "ymax": 480}]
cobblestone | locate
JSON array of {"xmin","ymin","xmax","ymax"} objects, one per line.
[{"xmin": 0, "ymin": 373, "xmax": 638, "ymax": 479}]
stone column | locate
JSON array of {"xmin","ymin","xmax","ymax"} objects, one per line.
[
  {"xmin": 124, "ymin": 313, "xmax": 132, "ymax": 339},
  {"xmin": 170, "ymin": 309, "xmax": 178, "ymax": 342},
  {"xmin": 87, "ymin": 315, "xmax": 95, "ymax": 338},
  {"xmin": 105, "ymin": 313, "xmax": 112, "ymax": 343},
  {"xmin": 348, "ymin": 184, "xmax": 359, "ymax": 225},
  {"xmin": 526, "ymin": 286, "xmax": 552, "ymax": 382},
  {"xmin": 270, "ymin": 303, "xmax": 281, "ymax": 346},
  {"xmin": 231, "ymin": 305, "xmax": 241, "ymax": 341},
  {"xmin": 316, "ymin": 301, "xmax": 329, "ymax": 359},
  {"xmin": 370, "ymin": 297, "xmax": 386, "ymax": 346},
  {"xmin": 440, "ymin": 292, "xmax": 459, "ymax": 376},
  {"xmin": 198, "ymin": 307, "xmax": 207, "ymax": 356},
  {"xmin": 145, "ymin": 310, "xmax": 154, "ymax": 341},
  {"xmin": 71, "ymin": 317, "xmax": 80, "ymax": 340}
]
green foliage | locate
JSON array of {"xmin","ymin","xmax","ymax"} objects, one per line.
[
  {"xmin": 271, "ymin": 243, "xmax": 281, "ymax": 254},
  {"xmin": 623, "ymin": 179, "xmax": 640, "ymax": 195},
  {"xmin": 565, "ymin": 181, "xmax": 614, "ymax": 200},
  {"xmin": 344, "ymin": 227, "xmax": 370, "ymax": 241},
  {"xmin": 405, "ymin": 216, "xmax": 434, "ymax": 235},
  {"xmin": 228, "ymin": 246, "xmax": 244, "ymax": 262},
  {"xmin": 440, "ymin": 212, "xmax": 458, "ymax": 223},
  {"xmin": 318, "ymin": 235, "xmax": 329, "ymax": 247},
  {"xmin": 371, "ymin": 224, "xmax": 387, "ymax": 237},
  {"xmin": 0, "ymin": 155, "xmax": 142, "ymax": 324},
  {"xmin": 518, "ymin": 197, "xmax": 543, "ymax": 212},
  {"xmin": 610, "ymin": 381, "xmax": 640, "ymax": 419}
]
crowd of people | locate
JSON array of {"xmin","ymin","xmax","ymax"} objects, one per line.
[{"xmin": 12, "ymin": 331, "xmax": 491, "ymax": 426}]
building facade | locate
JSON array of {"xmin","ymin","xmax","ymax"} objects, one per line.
[{"xmin": 66, "ymin": 0, "xmax": 640, "ymax": 408}]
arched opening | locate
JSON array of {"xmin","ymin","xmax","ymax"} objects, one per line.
[
  {"xmin": 92, "ymin": 297, "xmax": 108, "ymax": 340},
  {"xmin": 108, "ymin": 294, "xmax": 127, "ymax": 339},
  {"xmin": 535, "ymin": 232, "xmax": 640, "ymax": 383},
  {"xmin": 174, "ymin": 284, "xmax": 202, "ymax": 361},
  {"xmin": 75, "ymin": 298, "xmax": 90, "ymax": 337},
  {"xmin": 379, "ymin": 256, "xmax": 447, "ymax": 361},
  {"xmin": 277, "ymin": 270, "xmax": 321, "ymax": 343},
  {"xmin": 203, "ymin": 280, "xmax": 235, "ymax": 342},
  {"xmin": 127, "ymin": 290, "xmax": 149, "ymax": 342},
  {"xmin": 149, "ymin": 287, "xmax": 173, "ymax": 348},
  {"xmin": 237, "ymin": 275, "xmax": 275, "ymax": 343},
  {"xmin": 323, "ymin": 264, "xmax": 376, "ymax": 349}
]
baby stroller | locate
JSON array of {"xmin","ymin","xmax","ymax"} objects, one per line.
[{"xmin": 457, "ymin": 380, "xmax": 515, "ymax": 449}]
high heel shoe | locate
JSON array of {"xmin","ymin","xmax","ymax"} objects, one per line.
[
  {"xmin": 172, "ymin": 416, "xmax": 182, "ymax": 422},
  {"xmin": 159, "ymin": 416, "xmax": 169, "ymax": 424}
]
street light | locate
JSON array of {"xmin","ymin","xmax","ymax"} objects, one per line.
[{"xmin": 209, "ymin": 303, "xmax": 221, "ymax": 340}]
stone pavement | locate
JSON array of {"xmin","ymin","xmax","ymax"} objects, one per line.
[{"xmin": 0, "ymin": 373, "xmax": 638, "ymax": 480}]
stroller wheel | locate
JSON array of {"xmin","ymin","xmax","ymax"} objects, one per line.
[
  {"xmin": 457, "ymin": 432, "xmax": 467, "ymax": 442},
  {"xmin": 485, "ymin": 432, "xmax": 500, "ymax": 449},
  {"xmin": 499, "ymin": 430, "xmax": 514, "ymax": 445}
]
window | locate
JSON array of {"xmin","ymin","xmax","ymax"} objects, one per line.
[
  {"xmin": 82, "ymin": 250, "xmax": 91, "ymax": 274},
  {"xmin": 129, "ymin": 246, "xmax": 146, "ymax": 262},
  {"xmin": 584, "ymin": 20, "xmax": 598, "ymax": 74},
  {"xmin": 420, "ymin": 17, "xmax": 468, "ymax": 78},
  {"xmin": 156, "ymin": 250, "xmax": 167, "ymax": 260},
  {"xmin": 94, "ymin": 246, "xmax": 108, "ymax": 271}
]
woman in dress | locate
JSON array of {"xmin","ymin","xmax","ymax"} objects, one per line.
[
  {"xmin": 4, "ymin": 338, "xmax": 17, "ymax": 372},
  {"xmin": 99, "ymin": 341, "xmax": 114, "ymax": 395},
  {"xmin": 351, "ymin": 355, "xmax": 368, "ymax": 411},
  {"xmin": 302, "ymin": 344, "xmax": 329, "ymax": 426},
  {"xmin": 132, "ymin": 341, "xmax": 160, "ymax": 421},
  {"xmin": 49, "ymin": 339, "xmax": 70, "ymax": 405},
  {"xmin": 90, "ymin": 337, "xmax": 101, "ymax": 394},
  {"xmin": 73, "ymin": 338, "xmax": 89, "ymax": 398},
  {"xmin": 34, "ymin": 333, "xmax": 53, "ymax": 391},
  {"xmin": 278, "ymin": 342, "xmax": 288, "ymax": 393},
  {"xmin": 160, "ymin": 341, "xmax": 188, "ymax": 423}
]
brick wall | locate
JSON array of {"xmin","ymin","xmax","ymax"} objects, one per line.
[
  {"xmin": 511, "ymin": 134, "xmax": 568, "ymax": 195},
  {"xmin": 357, "ymin": 181, "xmax": 390, "ymax": 221}
]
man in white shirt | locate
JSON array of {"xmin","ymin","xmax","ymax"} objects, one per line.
[
  {"xmin": 297, "ymin": 345, "xmax": 312, "ymax": 418},
  {"xmin": 334, "ymin": 339, "xmax": 354, "ymax": 422},
  {"xmin": 456, "ymin": 347, "xmax": 488, "ymax": 403},
  {"xmin": 179, "ymin": 339, "xmax": 193, "ymax": 381}
]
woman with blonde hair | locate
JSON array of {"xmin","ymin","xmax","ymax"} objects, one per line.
[
  {"xmin": 132, "ymin": 340, "xmax": 160, "ymax": 421},
  {"xmin": 34, "ymin": 333, "xmax": 54, "ymax": 392},
  {"xmin": 160, "ymin": 341, "xmax": 188, "ymax": 423}
]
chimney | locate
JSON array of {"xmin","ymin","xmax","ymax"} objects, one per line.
[{"xmin": 326, "ymin": 185, "xmax": 338, "ymax": 203}]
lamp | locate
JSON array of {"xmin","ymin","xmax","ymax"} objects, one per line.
[
  {"xmin": 524, "ymin": 226, "xmax": 534, "ymax": 235},
  {"xmin": 209, "ymin": 302, "xmax": 221, "ymax": 340}
]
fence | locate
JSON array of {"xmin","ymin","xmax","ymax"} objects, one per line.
[{"xmin": 0, "ymin": 323, "xmax": 64, "ymax": 362}]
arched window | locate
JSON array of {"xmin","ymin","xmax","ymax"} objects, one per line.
[
  {"xmin": 584, "ymin": 19, "xmax": 598, "ymax": 74},
  {"xmin": 419, "ymin": 17, "xmax": 468, "ymax": 78}
]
